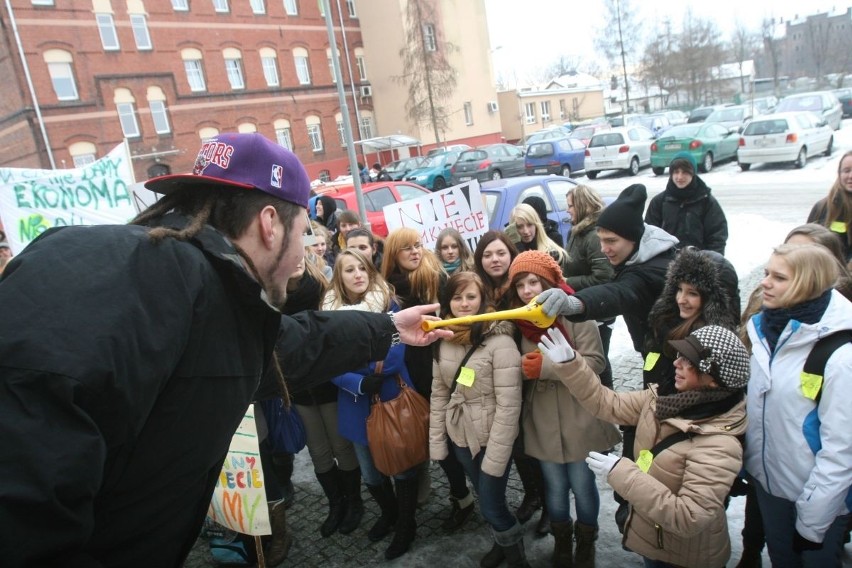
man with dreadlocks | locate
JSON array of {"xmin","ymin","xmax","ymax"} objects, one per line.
[{"xmin": 0, "ymin": 133, "xmax": 449, "ymax": 568}]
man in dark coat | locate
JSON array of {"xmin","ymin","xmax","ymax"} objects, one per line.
[
  {"xmin": 0, "ymin": 132, "xmax": 448, "ymax": 568},
  {"xmin": 644, "ymin": 151, "xmax": 729, "ymax": 255}
]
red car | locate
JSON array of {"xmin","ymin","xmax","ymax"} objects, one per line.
[{"xmin": 315, "ymin": 181, "xmax": 431, "ymax": 236}]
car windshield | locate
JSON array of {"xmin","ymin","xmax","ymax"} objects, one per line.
[
  {"xmin": 589, "ymin": 133, "xmax": 624, "ymax": 147},
  {"xmin": 423, "ymin": 154, "xmax": 451, "ymax": 167},
  {"xmin": 707, "ymin": 108, "xmax": 744, "ymax": 122},
  {"xmin": 777, "ymin": 96, "xmax": 821, "ymax": 112},
  {"xmin": 527, "ymin": 142, "xmax": 555, "ymax": 158},
  {"xmin": 743, "ymin": 119, "xmax": 789, "ymax": 136},
  {"xmin": 571, "ymin": 126, "xmax": 595, "ymax": 139},
  {"xmin": 459, "ymin": 150, "xmax": 486, "ymax": 162},
  {"xmin": 660, "ymin": 124, "xmax": 702, "ymax": 138}
]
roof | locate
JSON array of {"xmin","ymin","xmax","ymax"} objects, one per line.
[{"xmin": 354, "ymin": 134, "xmax": 421, "ymax": 151}]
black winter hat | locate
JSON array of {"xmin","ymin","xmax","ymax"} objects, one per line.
[
  {"xmin": 522, "ymin": 195, "xmax": 549, "ymax": 225},
  {"xmin": 596, "ymin": 184, "xmax": 647, "ymax": 242}
]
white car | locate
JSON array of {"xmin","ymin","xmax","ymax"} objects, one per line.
[
  {"xmin": 584, "ymin": 126, "xmax": 655, "ymax": 179},
  {"xmin": 737, "ymin": 111, "xmax": 834, "ymax": 171}
]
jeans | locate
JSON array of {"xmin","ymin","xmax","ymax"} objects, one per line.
[
  {"xmin": 352, "ymin": 442, "xmax": 416, "ymax": 487},
  {"xmin": 539, "ymin": 459, "xmax": 600, "ymax": 525},
  {"xmin": 753, "ymin": 478, "xmax": 851, "ymax": 568},
  {"xmin": 451, "ymin": 441, "xmax": 515, "ymax": 532}
]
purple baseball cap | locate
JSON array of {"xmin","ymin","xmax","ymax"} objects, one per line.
[{"xmin": 145, "ymin": 132, "xmax": 311, "ymax": 208}]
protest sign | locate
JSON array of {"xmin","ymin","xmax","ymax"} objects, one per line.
[
  {"xmin": 207, "ymin": 405, "xmax": 271, "ymax": 536},
  {"xmin": 0, "ymin": 143, "xmax": 136, "ymax": 254},
  {"xmin": 383, "ymin": 180, "xmax": 489, "ymax": 249}
]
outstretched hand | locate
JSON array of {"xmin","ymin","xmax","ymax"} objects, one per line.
[
  {"xmin": 394, "ymin": 303, "xmax": 452, "ymax": 346},
  {"xmin": 536, "ymin": 288, "xmax": 584, "ymax": 318},
  {"xmin": 537, "ymin": 327, "xmax": 576, "ymax": 364}
]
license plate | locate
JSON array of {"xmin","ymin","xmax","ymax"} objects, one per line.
[
  {"xmin": 665, "ymin": 144, "xmax": 680, "ymax": 150},
  {"xmin": 459, "ymin": 176, "xmax": 472, "ymax": 182},
  {"xmin": 756, "ymin": 138, "xmax": 770, "ymax": 147},
  {"xmin": 534, "ymin": 168, "xmax": 548, "ymax": 174},
  {"xmin": 598, "ymin": 161, "xmax": 612, "ymax": 166}
]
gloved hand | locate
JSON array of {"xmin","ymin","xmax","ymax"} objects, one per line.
[
  {"xmin": 586, "ymin": 451, "xmax": 620, "ymax": 480},
  {"xmin": 536, "ymin": 288, "xmax": 584, "ymax": 318},
  {"xmin": 537, "ymin": 327, "xmax": 576, "ymax": 364},
  {"xmin": 792, "ymin": 530, "xmax": 823, "ymax": 553},
  {"xmin": 360, "ymin": 374, "xmax": 384, "ymax": 395},
  {"xmin": 522, "ymin": 351, "xmax": 543, "ymax": 380}
]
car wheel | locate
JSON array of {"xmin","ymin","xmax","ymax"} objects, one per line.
[
  {"xmin": 560, "ymin": 164, "xmax": 571, "ymax": 177},
  {"xmin": 700, "ymin": 153, "xmax": 713, "ymax": 173},
  {"xmin": 739, "ymin": 162, "xmax": 751, "ymax": 171},
  {"xmin": 587, "ymin": 170, "xmax": 598, "ymax": 180},
  {"xmin": 652, "ymin": 166, "xmax": 665, "ymax": 176},
  {"xmin": 824, "ymin": 137, "xmax": 833, "ymax": 157},
  {"xmin": 491, "ymin": 169, "xmax": 502, "ymax": 180},
  {"xmin": 433, "ymin": 177, "xmax": 447, "ymax": 190},
  {"xmin": 795, "ymin": 147, "xmax": 807, "ymax": 169},
  {"xmin": 629, "ymin": 157, "xmax": 640, "ymax": 176}
]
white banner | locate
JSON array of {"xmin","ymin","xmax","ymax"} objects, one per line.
[
  {"xmin": 207, "ymin": 404, "xmax": 271, "ymax": 536},
  {"xmin": 0, "ymin": 143, "xmax": 136, "ymax": 254},
  {"xmin": 383, "ymin": 180, "xmax": 489, "ymax": 249}
]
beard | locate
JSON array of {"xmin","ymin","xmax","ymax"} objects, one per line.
[{"xmin": 260, "ymin": 236, "xmax": 291, "ymax": 310}]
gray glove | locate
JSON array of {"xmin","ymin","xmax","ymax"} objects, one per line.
[{"xmin": 537, "ymin": 288, "xmax": 584, "ymax": 318}]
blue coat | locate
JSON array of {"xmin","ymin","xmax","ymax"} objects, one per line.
[{"xmin": 332, "ymin": 342, "xmax": 413, "ymax": 446}]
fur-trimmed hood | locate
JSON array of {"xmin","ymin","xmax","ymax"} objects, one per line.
[
  {"xmin": 484, "ymin": 319, "xmax": 515, "ymax": 338},
  {"xmin": 648, "ymin": 247, "xmax": 740, "ymax": 334}
]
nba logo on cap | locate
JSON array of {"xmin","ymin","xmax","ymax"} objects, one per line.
[{"xmin": 271, "ymin": 164, "xmax": 283, "ymax": 189}]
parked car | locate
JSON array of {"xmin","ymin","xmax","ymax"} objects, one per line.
[
  {"xmin": 450, "ymin": 143, "xmax": 525, "ymax": 184},
  {"xmin": 749, "ymin": 96, "xmax": 778, "ymax": 115},
  {"xmin": 704, "ymin": 105, "xmax": 753, "ymax": 133},
  {"xmin": 523, "ymin": 126, "xmax": 572, "ymax": 146},
  {"xmin": 403, "ymin": 150, "xmax": 461, "ymax": 190},
  {"xmin": 636, "ymin": 113, "xmax": 672, "ymax": 137},
  {"xmin": 833, "ymin": 88, "xmax": 852, "ymax": 118},
  {"xmin": 480, "ymin": 175, "xmax": 578, "ymax": 244},
  {"xmin": 736, "ymin": 111, "xmax": 834, "ymax": 171},
  {"xmin": 524, "ymin": 137, "xmax": 586, "ymax": 177},
  {"xmin": 383, "ymin": 157, "xmax": 426, "ymax": 181},
  {"xmin": 687, "ymin": 104, "xmax": 726, "ymax": 123},
  {"xmin": 315, "ymin": 181, "xmax": 431, "ymax": 236},
  {"xmin": 650, "ymin": 122, "xmax": 739, "ymax": 174},
  {"xmin": 426, "ymin": 144, "xmax": 471, "ymax": 157},
  {"xmin": 774, "ymin": 91, "xmax": 843, "ymax": 130},
  {"xmin": 608, "ymin": 113, "xmax": 643, "ymax": 128},
  {"xmin": 583, "ymin": 126, "xmax": 655, "ymax": 179},
  {"xmin": 663, "ymin": 110, "xmax": 689, "ymax": 126},
  {"xmin": 569, "ymin": 123, "xmax": 611, "ymax": 146}
]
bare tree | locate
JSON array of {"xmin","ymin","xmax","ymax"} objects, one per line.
[
  {"xmin": 595, "ymin": 0, "xmax": 642, "ymax": 113},
  {"xmin": 730, "ymin": 22, "xmax": 759, "ymax": 93},
  {"xmin": 394, "ymin": 0, "xmax": 457, "ymax": 146},
  {"xmin": 640, "ymin": 18, "xmax": 675, "ymax": 108},
  {"xmin": 761, "ymin": 18, "xmax": 782, "ymax": 94},
  {"xmin": 677, "ymin": 11, "xmax": 724, "ymax": 105}
]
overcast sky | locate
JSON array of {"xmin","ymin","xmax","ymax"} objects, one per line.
[{"xmin": 484, "ymin": 0, "xmax": 846, "ymax": 85}]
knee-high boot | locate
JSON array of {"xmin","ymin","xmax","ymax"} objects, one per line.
[
  {"xmin": 265, "ymin": 500, "xmax": 292, "ymax": 566},
  {"xmin": 550, "ymin": 520, "xmax": 573, "ymax": 567},
  {"xmin": 573, "ymin": 522, "xmax": 597, "ymax": 568},
  {"xmin": 366, "ymin": 478, "xmax": 397, "ymax": 542},
  {"xmin": 315, "ymin": 466, "xmax": 347, "ymax": 537},
  {"xmin": 385, "ymin": 477, "xmax": 418, "ymax": 560},
  {"xmin": 493, "ymin": 521, "xmax": 531, "ymax": 568},
  {"xmin": 337, "ymin": 467, "xmax": 364, "ymax": 535}
]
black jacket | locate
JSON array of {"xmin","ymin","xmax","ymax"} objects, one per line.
[
  {"xmin": 0, "ymin": 217, "xmax": 396, "ymax": 568},
  {"xmin": 645, "ymin": 175, "xmax": 728, "ymax": 255}
]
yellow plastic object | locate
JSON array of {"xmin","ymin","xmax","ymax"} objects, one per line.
[{"xmin": 421, "ymin": 300, "xmax": 557, "ymax": 332}]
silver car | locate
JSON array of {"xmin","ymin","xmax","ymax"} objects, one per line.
[
  {"xmin": 584, "ymin": 126, "xmax": 655, "ymax": 179},
  {"xmin": 737, "ymin": 111, "xmax": 834, "ymax": 170},
  {"xmin": 774, "ymin": 91, "xmax": 843, "ymax": 131}
]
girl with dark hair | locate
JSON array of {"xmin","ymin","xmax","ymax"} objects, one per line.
[
  {"xmin": 473, "ymin": 231, "xmax": 519, "ymax": 310},
  {"xmin": 807, "ymin": 150, "xmax": 852, "ymax": 264},
  {"xmin": 430, "ymin": 272, "xmax": 526, "ymax": 566}
]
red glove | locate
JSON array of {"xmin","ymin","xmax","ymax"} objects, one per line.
[{"xmin": 522, "ymin": 351, "xmax": 543, "ymax": 380}]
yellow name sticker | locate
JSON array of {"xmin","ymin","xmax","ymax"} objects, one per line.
[
  {"xmin": 636, "ymin": 449, "xmax": 654, "ymax": 473},
  {"xmin": 800, "ymin": 372, "xmax": 823, "ymax": 401},
  {"xmin": 457, "ymin": 367, "xmax": 475, "ymax": 388},
  {"xmin": 643, "ymin": 352, "xmax": 661, "ymax": 372},
  {"xmin": 829, "ymin": 221, "xmax": 847, "ymax": 234}
]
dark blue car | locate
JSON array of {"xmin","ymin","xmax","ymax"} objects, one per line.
[
  {"xmin": 524, "ymin": 137, "xmax": 586, "ymax": 177},
  {"xmin": 480, "ymin": 176, "xmax": 578, "ymax": 244}
]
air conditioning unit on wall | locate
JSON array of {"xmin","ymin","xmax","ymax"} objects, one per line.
[
  {"xmin": 360, "ymin": 85, "xmax": 372, "ymax": 98},
  {"xmin": 487, "ymin": 101, "xmax": 499, "ymax": 113}
]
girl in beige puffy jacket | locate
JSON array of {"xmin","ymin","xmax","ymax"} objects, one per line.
[{"xmin": 430, "ymin": 271, "xmax": 528, "ymax": 567}]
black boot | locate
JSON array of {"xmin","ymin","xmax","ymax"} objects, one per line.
[
  {"xmin": 366, "ymin": 478, "xmax": 397, "ymax": 542},
  {"xmin": 315, "ymin": 466, "xmax": 347, "ymax": 537},
  {"xmin": 573, "ymin": 522, "xmax": 597, "ymax": 568},
  {"xmin": 442, "ymin": 489, "xmax": 475, "ymax": 532},
  {"xmin": 337, "ymin": 467, "xmax": 364, "ymax": 535},
  {"xmin": 734, "ymin": 545, "xmax": 763, "ymax": 568},
  {"xmin": 271, "ymin": 452, "xmax": 296, "ymax": 509},
  {"xmin": 385, "ymin": 477, "xmax": 418, "ymax": 560},
  {"xmin": 513, "ymin": 456, "xmax": 542, "ymax": 523},
  {"xmin": 494, "ymin": 522, "xmax": 531, "ymax": 568},
  {"xmin": 479, "ymin": 542, "xmax": 505, "ymax": 568},
  {"xmin": 534, "ymin": 501, "xmax": 551, "ymax": 538},
  {"xmin": 551, "ymin": 520, "xmax": 573, "ymax": 567}
]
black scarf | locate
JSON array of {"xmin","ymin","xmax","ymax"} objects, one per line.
[
  {"xmin": 664, "ymin": 174, "xmax": 708, "ymax": 203},
  {"xmin": 760, "ymin": 289, "xmax": 832, "ymax": 352},
  {"xmin": 655, "ymin": 388, "xmax": 743, "ymax": 421}
]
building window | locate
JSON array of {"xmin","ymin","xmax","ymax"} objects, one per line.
[
  {"xmin": 463, "ymin": 101, "xmax": 473, "ymax": 125},
  {"xmin": 559, "ymin": 99, "xmax": 566, "ymax": 119},
  {"xmin": 223, "ymin": 49, "xmax": 245, "ymax": 90},
  {"xmin": 182, "ymin": 48, "xmax": 206, "ymax": 92},
  {"xmin": 199, "ymin": 126, "xmax": 219, "ymax": 140},
  {"xmin": 73, "ymin": 153, "xmax": 96, "ymax": 167},
  {"xmin": 96, "ymin": 14, "xmax": 120, "ymax": 51},
  {"xmin": 171, "ymin": 0, "xmax": 188, "ymax": 10},
  {"xmin": 250, "ymin": 0, "xmax": 265, "ymax": 14},
  {"xmin": 318, "ymin": 0, "xmax": 325, "ymax": 17},
  {"xmin": 327, "ymin": 56, "xmax": 336, "ymax": 83},
  {"xmin": 238, "ymin": 123, "xmax": 257, "ymax": 133},
  {"xmin": 45, "ymin": 50, "xmax": 78, "ymax": 101},
  {"xmin": 275, "ymin": 119, "xmax": 293, "ymax": 150},
  {"xmin": 32, "ymin": 0, "xmax": 55, "ymax": 5},
  {"xmin": 346, "ymin": 0, "xmax": 356, "ymax": 17},
  {"xmin": 359, "ymin": 115, "xmax": 374, "ymax": 139},
  {"xmin": 70, "ymin": 142, "xmax": 97, "ymax": 167},
  {"xmin": 294, "ymin": 48, "xmax": 311, "ymax": 85},
  {"xmin": 260, "ymin": 48, "xmax": 279, "ymax": 87},
  {"xmin": 130, "ymin": 15, "xmax": 152, "ymax": 50},
  {"xmin": 540, "ymin": 101, "xmax": 551, "ymax": 123},
  {"xmin": 114, "ymin": 88, "xmax": 141, "ymax": 138},
  {"xmin": 306, "ymin": 117, "xmax": 323, "ymax": 151},
  {"xmin": 212, "ymin": 0, "xmax": 228, "ymax": 12},
  {"xmin": 147, "ymin": 100, "xmax": 168, "ymax": 134},
  {"xmin": 336, "ymin": 117, "xmax": 346, "ymax": 146},
  {"xmin": 283, "ymin": 0, "xmax": 297, "ymax": 15},
  {"xmin": 422, "ymin": 24, "xmax": 436, "ymax": 51},
  {"xmin": 524, "ymin": 102, "xmax": 536, "ymax": 124},
  {"xmin": 355, "ymin": 54, "xmax": 367, "ymax": 81}
]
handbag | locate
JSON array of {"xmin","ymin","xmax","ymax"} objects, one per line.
[
  {"xmin": 260, "ymin": 398, "xmax": 307, "ymax": 455},
  {"xmin": 365, "ymin": 361, "xmax": 430, "ymax": 476}
]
